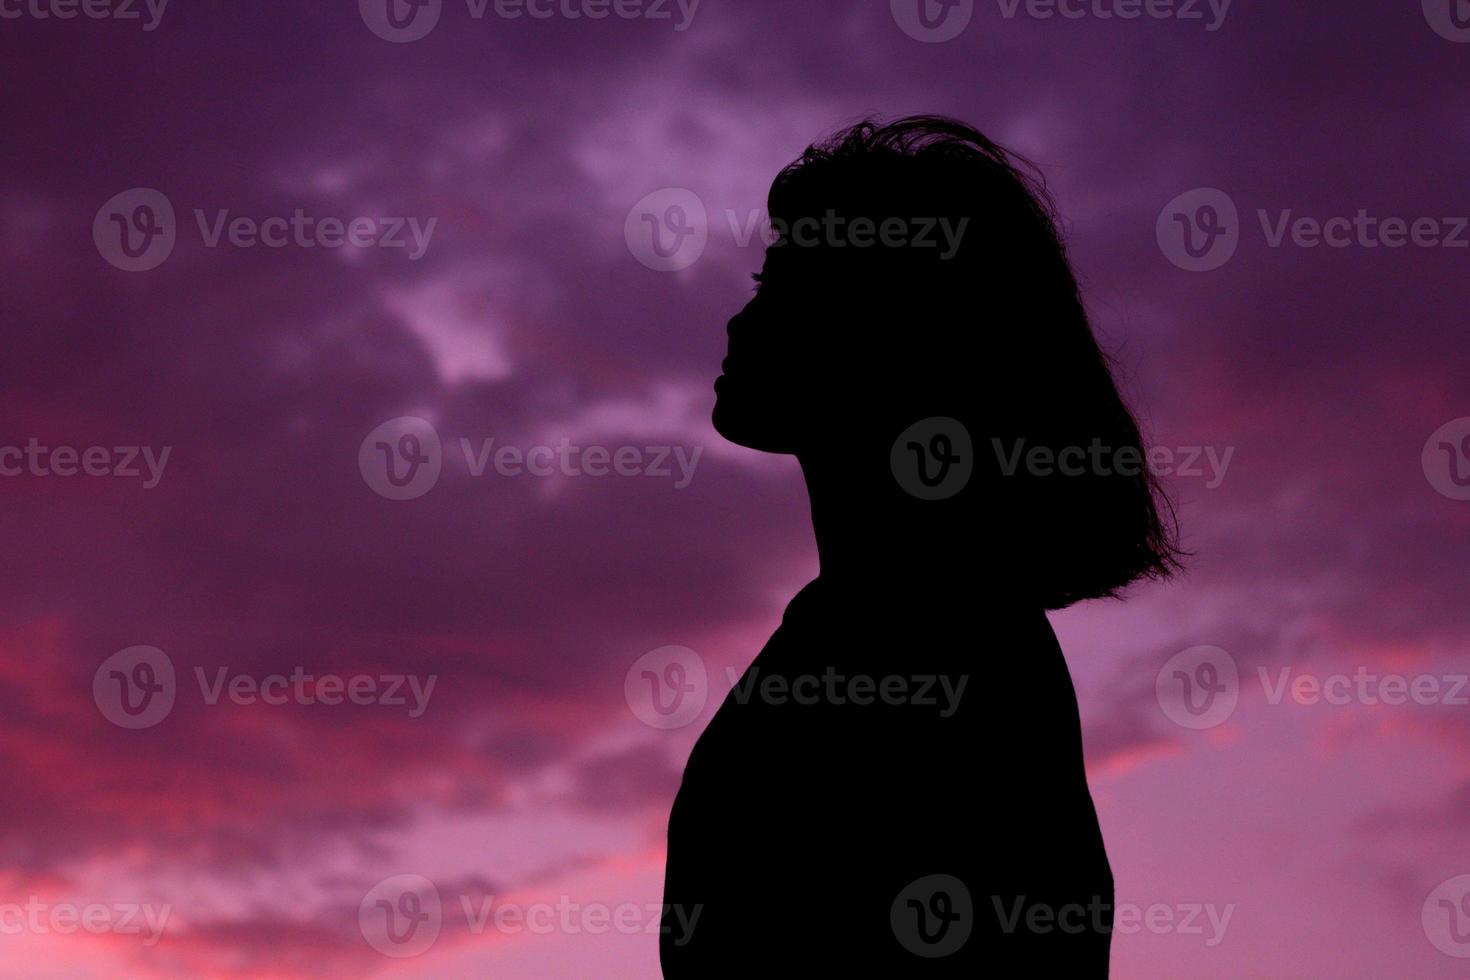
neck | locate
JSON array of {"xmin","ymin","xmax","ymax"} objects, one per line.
[{"xmin": 799, "ymin": 451, "xmax": 962, "ymax": 588}]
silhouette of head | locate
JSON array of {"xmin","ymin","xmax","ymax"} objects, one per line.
[{"xmin": 712, "ymin": 115, "xmax": 1180, "ymax": 608}]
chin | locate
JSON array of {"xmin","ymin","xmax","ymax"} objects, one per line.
[{"xmin": 712, "ymin": 386, "xmax": 795, "ymax": 454}]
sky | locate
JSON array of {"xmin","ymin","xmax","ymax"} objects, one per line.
[{"xmin": 3, "ymin": 0, "xmax": 1470, "ymax": 976}]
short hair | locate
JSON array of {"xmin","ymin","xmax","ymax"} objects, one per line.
[{"xmin": 767, "ymin": 116, "xmax": 1183, "ymax": 609}]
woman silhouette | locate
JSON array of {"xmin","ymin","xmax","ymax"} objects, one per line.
[{"xmin": 661, "ymin": 116, "xmax": 1180, "ymax": 976}]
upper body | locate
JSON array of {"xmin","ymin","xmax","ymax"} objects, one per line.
[
  {"xmin": 661, "ymin": 574, "xmax": 1114, "ymax": 975},
  {"xmin": 661, "ymin": 115, "xmax": 1180, "ymax": 977}
]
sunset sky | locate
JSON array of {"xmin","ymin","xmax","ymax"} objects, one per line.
[{"xmin": 3, "ymin": 1, "xmax": 1470, "ymax": 976}]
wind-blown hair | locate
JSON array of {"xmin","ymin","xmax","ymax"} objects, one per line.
[{"xmin": 766, "ymin": 116, "xmax": 1182, "ymax": 609}]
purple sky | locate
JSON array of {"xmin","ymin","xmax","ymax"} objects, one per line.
[{"xmin": 3, "ymin": 0, "xmax": 1470, "ymax": 976}]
